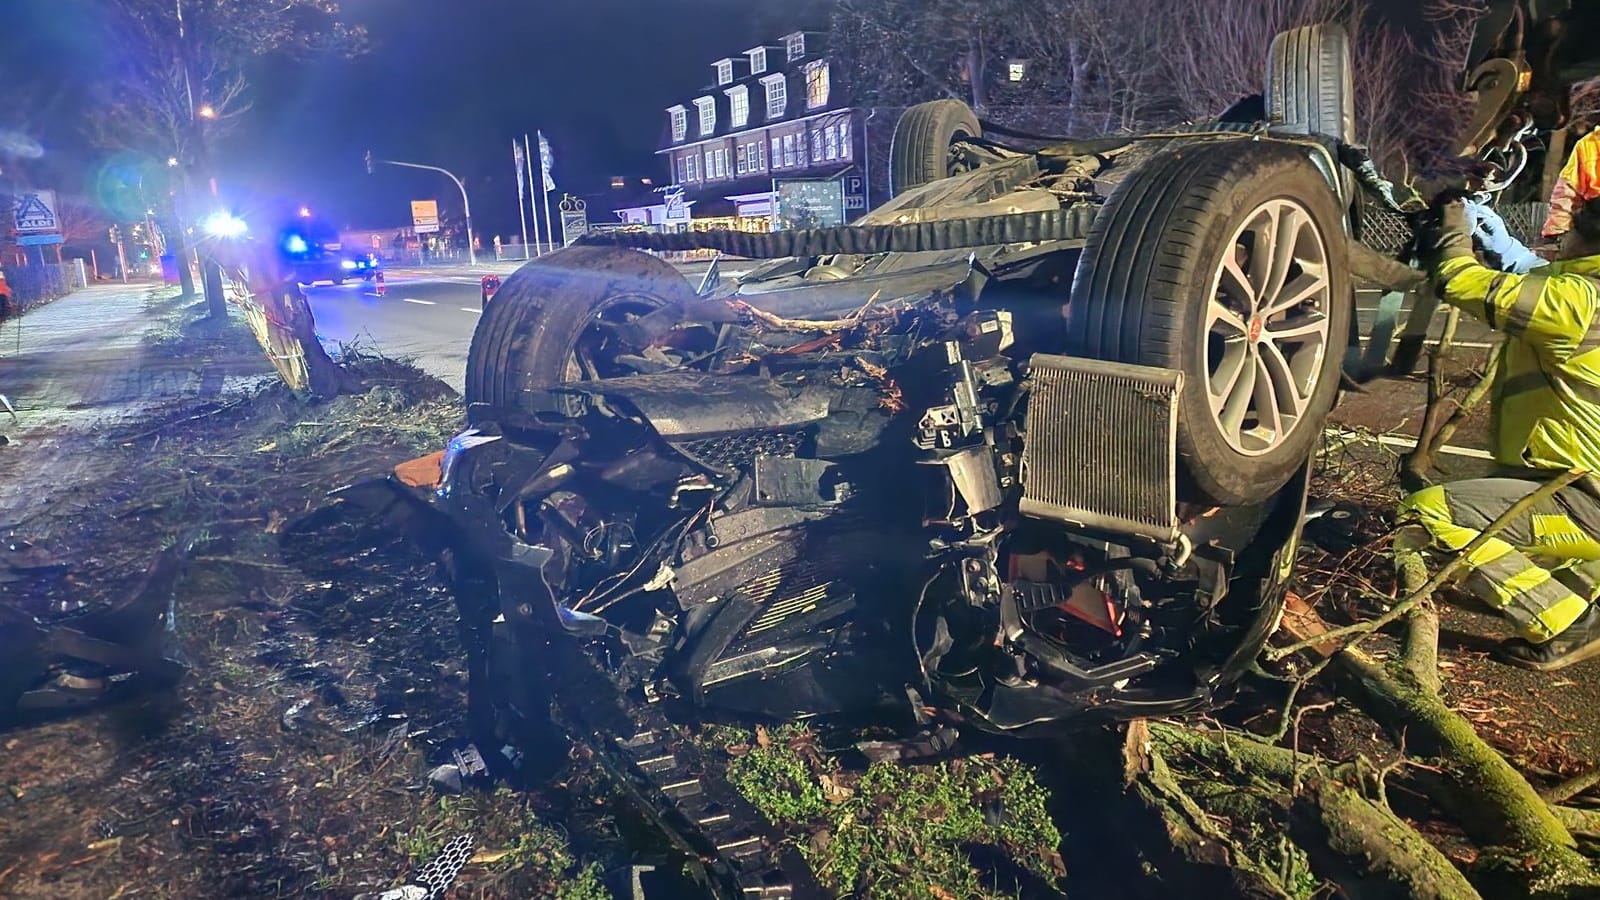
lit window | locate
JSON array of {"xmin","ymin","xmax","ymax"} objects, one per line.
[
  {"xmin": 736, "ymin": 143, "xmax": 747, "ymax": 175},
  {"xmin": 762, "ymin": 74, "xmax": 787, "ymax": 119},
  {"xmin": 805, "ymin": 62, "xmax": 830, "ymax": 109},
  {"xmin": 727, "ymin": 85, "xmax": 749, "ymax": 130},
  {"xmin": 694, "ymin": 97, "xmax": 716, "ymax": 137},
  {"xmin": 838, "ymin": 119, "xmax": 851, "ymax": 159},
  {"xmin": 825, "ymin": 126, "xmax": 838, "ymax": 160},
  {"xmin": 783, "ymin": 133, "xmax": 796, "ymax": 167},
  {"xmin": 748, "ymin": 47, "xmax": 767, "ymax": 75},
  {"xmin": 715, "ymin": 59, "xmax": 734, "ymax": 86},
  {"xmin": 1008, "ymin": 60, "xmax": 1028, "ymax": 82},
  {"xmin": 771, "ymin": 137, "xmax": 782, "ymax": 168},
  {"xmin": 669, "ymin": 106, "xmax": 687, "ymax": 143},
  {"xmin": 811, "ymin": 130, "xmax": 823, "ymax": 163},
  {"xmin": 785, "ymin": 32, "xmax": 805, "ymax": 61}
]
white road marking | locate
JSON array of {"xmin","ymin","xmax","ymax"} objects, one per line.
[
  {"xmin": 401, "ymin": 298, "xmax": 436, "ymax": 306},
  {"xmin": 1325, "ymin": 428, "xmax": 1494, "ymax": 460},
  {"xmin": 461, "ymin": 307, "xmax": 481, "ymax": 314}
]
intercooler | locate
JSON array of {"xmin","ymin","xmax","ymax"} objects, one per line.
[{"xmin": 1019, "ymin": 354, "xmax": 1183, "ymax": 543}]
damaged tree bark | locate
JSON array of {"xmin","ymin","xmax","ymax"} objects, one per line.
[
  {"xmin": 215, "ymin": 239, "xmax": 362, "ymax": 399},
  {"xmin": 1131, "ymin": 720, "xmax": 1483, "ymax": 899}
]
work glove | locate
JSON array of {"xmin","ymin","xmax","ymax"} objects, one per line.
[
  {"xmin": 1413, "ymin": 198, "xmax": 1474, "ymax": 272},
  {"xmin": 1466, "ymin": 200, "xmax": 1547, "ymax": 274}
]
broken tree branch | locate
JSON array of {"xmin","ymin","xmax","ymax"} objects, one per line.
[
  {"xmin": 1267, "ymin": 468, "xmax": 1589, "ymax": 661},
  {"xmin": 1541, "ymin": 767, "xmax": 1600, "ymax": 807}
]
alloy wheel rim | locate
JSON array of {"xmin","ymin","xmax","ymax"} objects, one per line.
[{"xmin": 1203, "ymin": 198, "xmax": 1332, "ymax": 457}]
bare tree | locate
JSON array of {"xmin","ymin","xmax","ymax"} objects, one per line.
[{"xmin": 93, "ymin": 0, "xmax": 363, "ymax": 316}]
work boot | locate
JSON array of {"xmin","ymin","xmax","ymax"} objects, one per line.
[{"xmin": 1496, "ymin": 604, "xmax": 1600, "ymax": 671}]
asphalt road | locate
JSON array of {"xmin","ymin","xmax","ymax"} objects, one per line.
[
  {"xmin": 303, "ymin": 269, "xmax": 489, "ymax": 391},
  {"xmin": 303, "ymin": 261, "xmax": 734, "ymax": 391}
]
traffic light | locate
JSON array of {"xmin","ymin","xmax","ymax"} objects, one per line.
[{"xmin": 364, "ymin": 150, "xmax": 374, "ymax": 175}]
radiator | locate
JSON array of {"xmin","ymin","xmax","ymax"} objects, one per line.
[{"xmin": 1019, "ymin": 354, "xmax": 1182, "ymax": 542}]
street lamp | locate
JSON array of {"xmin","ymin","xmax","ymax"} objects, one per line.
[
  {"xmin": 197, "ymin": 104, "xmax": 217, "ymax": 119},
  {"xmin": 365, "ymin": 153, "xmax": 477, "ymax": 265}
]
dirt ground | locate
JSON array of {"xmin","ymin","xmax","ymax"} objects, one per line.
[{"xmin": 5, "ymin": 294, "xmax": 1600, "ymax": 899}]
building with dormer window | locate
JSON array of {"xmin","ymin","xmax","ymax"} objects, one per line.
[{"xmin": 645, "ymin": 29, "xmax": 874, "ymax": 232}]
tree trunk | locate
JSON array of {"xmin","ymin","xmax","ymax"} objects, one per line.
[
  {"xmin": 166, "ymin": 213, "xmax": 197, "ymax": 301},
  {"xmin": 202, "ymin": 257, "xmax": 227, "ymax": 320},
  {"xmin": 1143, "ymin": 722, "xmax": 1483, "ymax": 900}
]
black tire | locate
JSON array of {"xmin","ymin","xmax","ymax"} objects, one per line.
[
  {"xmin": 889, "ymin": 99, "xmax": 983, "ymax": 196},
  {"xmin": 1066, "ymin": 141, "xmax": 1350, "ymax": 506},
  {"xmin": 464, "ymin": 246, "xmax": 695, "ymax": 410},
  {"xmin": 1266, "ymin": 24, "xmax": 1354, "ymax": 143}
]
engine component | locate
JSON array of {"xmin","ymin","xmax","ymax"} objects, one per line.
[
  {"xmin": 1020, "ymin": 354, "xmax": 1182, "ymax": 542},
  {"xmin": 916, "ymin": 341, "xmax": 984, "ymax": 450},
  {"xmin": 919, "ymin": 445, "xmax": 1003, "ymax": 518}
]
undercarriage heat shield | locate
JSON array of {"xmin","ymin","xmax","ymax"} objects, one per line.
[{"xmin": 1019, "ymin": 354, "xmax": 1182, "ymax": 542}]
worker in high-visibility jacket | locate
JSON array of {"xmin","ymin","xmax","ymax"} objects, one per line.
[
  {"xmin": 1544, "ymin": 126, "xmax": 1600, "ymax": 241},
  {"xmin": 1398, "ymin": 196, "xmax": 1600, "ymax": 670}
]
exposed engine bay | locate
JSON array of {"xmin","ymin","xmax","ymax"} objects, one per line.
[{"xmin": 414, "ymin": 277, "xmax": 1305, "ymax": 739}]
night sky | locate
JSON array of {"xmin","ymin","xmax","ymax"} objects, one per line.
[{"xmin": 0, "ymin": 0, "xmax": 817, "ymax": 237}]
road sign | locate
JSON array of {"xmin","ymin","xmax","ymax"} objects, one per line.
[
  {"xmin": 411, "ymin": 199, "xmax": 440, "ymax": 234},
  {"xmin": 559, "ymin": 195, "xmax": 588, "ymax": 246},
  {"xmin": 14, "ymin": 190, "xmax": 60, "ymax": 234},
  {"xmin": 843, "ymin": 175, "xmax": 866, "ymax": 211}
]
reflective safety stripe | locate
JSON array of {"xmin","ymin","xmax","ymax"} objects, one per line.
[
  {"xmin": 1504, "ymin": 273, "xmax": 1549, "ymax": 339},
  {"xmin": 1532, "ymin": 513, "xmax": 1600, "ymax": 559},
  {"xmin": 1398, "ymin": 482, "xmax": 1595, "ymax": 643},
  {"xmin": 1525, "ymin": 592, "xmax": 1592, "ymax": 643}
]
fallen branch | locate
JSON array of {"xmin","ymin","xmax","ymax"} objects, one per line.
[
  {"xmin": 1146, "ymin": 722, "xmax": 1482, "ymax": 899},
  {"xmin": 1541, "ymin": 767, "xmax": 1600, "ymax": 807}
]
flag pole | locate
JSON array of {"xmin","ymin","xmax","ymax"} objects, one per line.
[
  {"xmin": 538, "ymin": 130, "xmax": 555, "ymax": 250},
  {"xmin": 513, "ymin": 140, "xmax": 530, "ymax": 261},
  {"xmin": 524, "ymin": 134, "xmax": 542, "ymax": 256}
]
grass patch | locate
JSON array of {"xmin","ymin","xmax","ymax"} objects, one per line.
[{"xmin": 723, "ymin": 727, "xmax": 1063, "ymax": 899}]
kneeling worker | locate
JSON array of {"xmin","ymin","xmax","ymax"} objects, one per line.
[{"xmin": 1398, "ymin": 195, "xmax": 1600, "ymax": 670}]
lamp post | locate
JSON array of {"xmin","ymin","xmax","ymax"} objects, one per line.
[{"xmin": 367, "ymin": 156, "xmax": 477, "ymax": 265}]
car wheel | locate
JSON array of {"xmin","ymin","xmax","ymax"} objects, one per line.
[
  {"xmin": 889, "ymin": 99, "xmax": 983, "ymax": 196},
  {"xmin": 1267, "ymin": 23, "xmax": 1355, "ymax": 200},
  {"xmin": 1066, "ymin": 140, "xmax": 1350, "ymax": 506},
  {"xmin": 464, "ymin": 246, "xmax": 695, "ymax": 410}
]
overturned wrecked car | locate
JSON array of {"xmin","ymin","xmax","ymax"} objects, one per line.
[{"xmin": 328, "ymin": 11, "xmax": 1600, "ymax": 895}]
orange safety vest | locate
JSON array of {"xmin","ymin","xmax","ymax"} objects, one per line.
[{"xmin": 1544, "ymin": 128, "xmax": 1600, "ymax": 238}]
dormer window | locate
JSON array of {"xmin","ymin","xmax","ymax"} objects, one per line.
[
  {"xmin": 727, "ymin": 85, "xmax": 750, "ymax": 130},
  {"xmin": 693, "ymin": 96, "xmax": 716, "ymax": 137},
  {"xmin": 761, "ymin": 73, "xmax": 787, "ymax": 120},
  {"xmin": 715, "ymin": 58, "xmax": 734, "ymax": 86},
  {"xmin": 804, "ymin": 61, "xmax": 829, "ymax": 109},
  {"xmin": 747, "ymin": 47, "xmax": 767, "ymax": 75},
  {"xmin": 784, "ymin": 32, "xmax": 805, "ymax": 62},
  {"xmin": 668, "ymin": 105, "xmax": 687, "ymax": 142}
]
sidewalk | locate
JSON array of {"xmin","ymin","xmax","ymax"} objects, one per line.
[{"xmin": 0, "ymin": 284, "xmax": 271, "ymax": 528}]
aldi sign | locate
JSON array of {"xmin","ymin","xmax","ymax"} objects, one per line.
[{"xmin": 14, "ymin": 190, "xmax": 60, "ymax": 234}]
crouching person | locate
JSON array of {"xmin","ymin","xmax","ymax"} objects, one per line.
[{"xmin": 1397, "ymin": 197, "xmax": 1600, "ymax": 670}]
